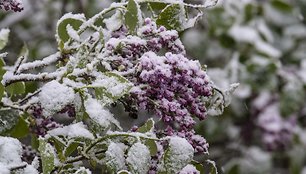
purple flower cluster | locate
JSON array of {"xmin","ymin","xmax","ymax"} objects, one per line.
[
  {"xmin": 0, "ymin": 0, "xmax": 23, "ymax": 12},
  {"xmin": 132, "ymin": 51, "xmax": 212, "ymax": 153},
  {"xmin": 105, "ymin": 18, "xmax": 213, "ymax": 154},
  {"xmin": 256, "ymin": 103, "xmax": 296, "ymax": 151},
  {"xmin": 28, "ymin": 105, "xmax": 62, "ymax": 136},
  {"xmin": 105, "ymin": 18, "xmax": 185, "ymax": 71}
]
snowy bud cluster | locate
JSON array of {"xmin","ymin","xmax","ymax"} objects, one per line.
[
  {"xmin": 0, "ymin": 0, "xmax": 23, "ymax": 12},
  {"xmin": 104, "ymin": 18, "xmax": 185, "ymax": 72},
  {"xmin": 133, "ymin": 51, "xmax": 212, "ymax": 153},
  {"xmin": 257, "ymin": 103, "xmax": 296, "ymax": 151},
  {"xmin": 105, "ymin": 19, "xmax": 213, "ymax": 153}
]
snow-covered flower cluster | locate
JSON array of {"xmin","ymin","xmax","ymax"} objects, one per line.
[
  {"xmin": 133, "ymin": 51, "xmax": 212, "ymax": 153},
  {"xmin": 0, "ymin": 0, "xmax": 23, "ymax": 12},
  {"xmin": 0, "ymin": 0, "xmax": 226, "ymax": 173}
]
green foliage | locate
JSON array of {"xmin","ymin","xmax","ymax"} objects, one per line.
[
  {"xmin": 39, "ymin": 138, "xmax": 56, "ymax": 174},
  {"xmin": 156, "ymin": 4, "xmax": 183, "ymax": 31},
  {"xmin": 6, "ymin": 82, "xmax": 25, "ymax": 96},
  {"xmin": 0, "ymin": 109, "xmax": 20, "ymax": 134},
  {"xmin": 125, "ymin": 0, "xmax": 141, "ymax": 34}
]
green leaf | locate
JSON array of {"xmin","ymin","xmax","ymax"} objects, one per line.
[
  {"xmin": 162, "ymin": 137, "xmax": 194, "ymax": 174},
  {"xmin": 6, "ymin": 82, "xmax": 25, "ymax": 96},
  {"xmin": 227, "ymin": 164, "xmax": 239, "ymax": 174},
  {"xmin": 271, "ymin": 0, "xmax": 293, "ymax": 12},
  {"xmin": 156, "ymin": 4, "xmax": 184, "ymax": 31},
  {"xmin": 65, "ymin": 141, "xmax": 81, "ymax": 157},
  {"xmin": 137, "ymin": 118, "xmax": 154, "ymax": 133},
  {"xmin": 57, "ymin": 13, "xmax": 85, "ymax": 43},
  {"xmin": 0, "ymin": 29, "xmax": 10, "ymax": 51},
  {"xmin": 9, "ymin": 116, "xmax": 29, "ymax": 138},
  {"xmin": 50, "ymin": 136, "xmax": 66, "ymax": 161},
  {"xmin": 191, "ymin": 161, "xmax": 205, "ymax": 174},
  {"xmin": 125, "ymin": 0, "xmax": 141, "ymax": 34},
  {"xmin": 145, "ymin": 139, "xmax": 157, "ymax": 156},
  {"xmin": 148, "ymin": 2, "xmax": 167, "ymax": 11},
  {"xmin": 206, "ymin": 160, "xmax": 218, "ymax": 174},
  {"xmin": 0, "ymin": 109, "xmax": 20, "ymax": 134},
  {"xmin": 38, "ymin": 138, "xmax": 55, "ymax": 174}
]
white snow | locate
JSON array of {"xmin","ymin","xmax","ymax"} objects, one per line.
[
  {"xmin": 0, "ymin": 136, "xmax": 24, "ymax": 172},
  {"xmin": 92, "ymin": 74, "xmax": 132, "ymax": 98},
  {"xmin": 66, "ymin": 24, "xmax": 81, "ymax": 42},
  {"xmin": 179, "ymin": 164, "xmax": 200, "ymax": 174},
  {"xmin": 229, "ymin": 25, "xmax": 281, "ymax": 58},
  {"xmin": 84, "ymin": 98, "xmax": 121, "ymax": 129},
  {"xmin": 17, "ymin": 52, "xmax": 61, "ymax": 73},
  {"xmin": 75, "ymin": 167, "xmax": 92, "ymax": 174},
  {"xmin": 104, "ymin": 142, "xmax": 126, "ymax": 170},
  {"xmin": 38, "ymin": 80, "xmax": 75, "ymax": 117},
  {"xmin": 126, "ymin": 142, "xmax": 150, "ymax": 174},
  {"xmin": 22, "ymin": 164, "xmax": 39, "ymax": 174},
  {"xmin": 0, "ymin": 28, "xmax": 9, "ymax": 49},
  {"xmin": 0, "ymin": 164, "xmax": 9, "ymax": 174},
  {"xmin": 162, "ymin": 136, "xmax": 194, "ymax": 173},
  {"xmin": 47, "ymin": 122, "xmax": 94, "ymax": 139},
  {"xmin": 56, "ymin": 12, "xmax": 86, "ymax": 41}
]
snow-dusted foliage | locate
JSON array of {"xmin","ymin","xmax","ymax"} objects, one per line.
[
  {"xmin": 182, "ymin": 0, "xmax": 306, "ymax": 173},
  {"xmin": 0, "ymin": 0, "xmax": 233, "ymax": 173}
]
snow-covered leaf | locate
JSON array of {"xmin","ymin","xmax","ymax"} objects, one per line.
[
  {"xmin": 207, "ymin": 83, "xmax": 239, "ymax": 116},
  {"xmin": 74, "ymin": 167, "xmax": 92, "ymax": 174},
  {"xmin": 0, "ymin": 136, "xmax": 23, "ymax": 166},
  {"xmin": 56, "ymin": 13, "xmax": 85, "ymax": 43},
  {"xmin": 84, "ymin": 98, "xmax": 121, "ymax": 131},
  {"xmin": 156, "ymin": 4, "xmax": 185, "ymax": 31},
  {"xmin": 162, "ymin": 137, "xmax": 194, "ymax": 174},
  {"xmin": 206, "ymin": 160, "xmax": 218, "ymax": 174},
  {"xmin": 48, "ymin": 122, "xmax": 94, "ymax": 140},
  {"xmin": 125, "ymin": 0, "xmax": 142, "ymax": 34},
  {"xmin": 104, "ymin": 142, "xmax": 126, "ymax": 171},
  {"xmin": 38, "ymin": 80, "xmax": 75, "ymax": 117},
  {"xmin": 104, "ymin": 10, "xmax": 124, "ymax": 32},
  {"xmin": 38, "ymin": 138, "xmax": 56, "ymax": 174},
  {"xmin": 90, "ymin": 72, "xmax": 132, "ymax": 104},
  {"xmin": 0, "ymin": 29, "xmax": 9, "ymax": 51},
  {"xmin": 126, "ymin": 142, "xmax": 150, "ymax": 174}
]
